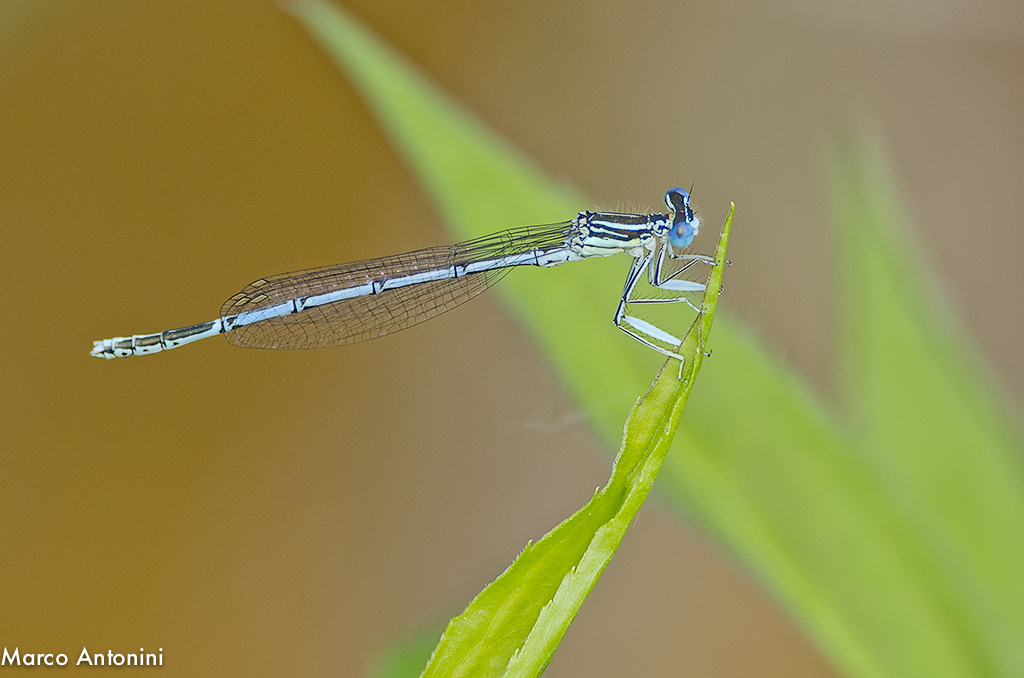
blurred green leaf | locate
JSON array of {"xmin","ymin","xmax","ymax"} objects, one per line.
[
  {"xmin": 288, "ymin": 2, "xmax": 1024, "ymax": 677},
  {"xmin": 286, "ymin": 0, "xmax": 662, "ymax": 433},
  {"xmin": 832, "ymin": 131, "xmax": 1024, "ymax": 674}
]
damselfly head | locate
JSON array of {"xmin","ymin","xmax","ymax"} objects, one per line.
[{"xmin": 664, "ymin": 188, "xmax": 699, "ymax": 248}]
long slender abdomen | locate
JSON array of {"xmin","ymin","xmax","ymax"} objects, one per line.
[{"xmin": 90, "ymin": 319, "xmax": 226, "ymax": 359}]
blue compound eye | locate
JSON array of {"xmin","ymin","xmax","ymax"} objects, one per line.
[
  {"xmin": 664, "ymin": 188, "xmax": 698, "ymax": 248},
  {"xmin": 669, "ymin": 220, "xmax": 696, "ymax": 248}
]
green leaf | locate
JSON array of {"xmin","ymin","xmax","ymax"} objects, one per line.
[
  {"xmin": 832, "ymin": 131, "xmax": 1024, "ymax": 674},
  {"xmin": 419, "ymin": 209, "xmax": 730, "ymax": 678},
  {"xmin": 662, "ymin": 321, "xmax": 985, "ymax": 677},
  {"xmin": 288, "ymin": 3, "xmax": 1024, "ymax": 677}
]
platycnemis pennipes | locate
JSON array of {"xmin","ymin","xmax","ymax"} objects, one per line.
[{"xmin": 91, "ymin": 188, "xmax": 714, "ymax": 361}]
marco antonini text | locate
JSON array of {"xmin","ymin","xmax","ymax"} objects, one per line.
[{"xmin": 2, "ymin": 647, "xmax": 163, "ymax": 667}]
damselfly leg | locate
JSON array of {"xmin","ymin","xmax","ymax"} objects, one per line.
[{"xmin": 612, "ymin": 249, "xmax": 716, "ymax": 362}]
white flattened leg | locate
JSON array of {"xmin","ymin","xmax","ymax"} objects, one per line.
[
  {"xmin": 612, "ymin": 254, "xmax": 687, "ymax": 362},
  {"xmin": 669, "ymin": 253, "xmax": 716, "ymax": 266},
  {"xmin": 90, "ymin": 318, "xmax": 225, "ymax": 359},
  {"xmin": 621, "ymin": 314, "xmax": 683, "ymax": 347},
  {"xmin": 649, "ymin": 248, "xmax": 715, "ymax": 286},
  {"xmin": 655, "ymin": 279, "xmax": 706, "ymax": 292},
  {"xmin": 627, "ymin": 247, "xmax": 709, "ymax": 313}
]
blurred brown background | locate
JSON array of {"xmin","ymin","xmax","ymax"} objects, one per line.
[{"xmin": 1, "ymin": 1, "xmax": 1021, "ymax": 676}]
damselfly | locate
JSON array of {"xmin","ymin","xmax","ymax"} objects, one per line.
[{"xmin": 91, "ymin": 188, "xmax": 715, "ymax": 361}]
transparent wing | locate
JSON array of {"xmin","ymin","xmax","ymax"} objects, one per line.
[{"xmin": 220, "ymin": 222, "xmax": 573, "ymax": 350}]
